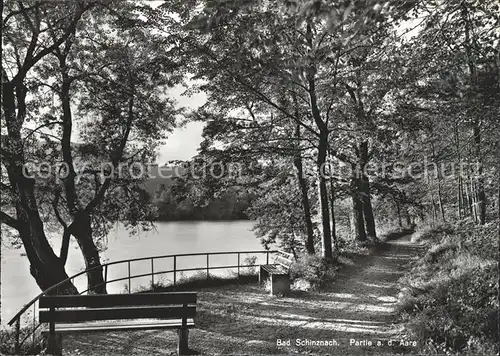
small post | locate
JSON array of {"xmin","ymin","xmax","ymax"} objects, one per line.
[
  {"xmin": 266, "ymin": 251, "xmax": 269, "ymax": 265},
  {"xmin": 178, "ymin": 303, "xmax": 189, "ymax": 355},
  {"xmin": 206, "ymin": 254, "xmax": 209, "ymax": 280},
  {"xmin": 104, "ymin": 265, "xmax": 108, "ymax": 285},
  {"xmin": 33, "ymin": 303, "xmax": 36, "ymax": 345},
  {"xmin": 237, "ymin": 253, "xmax": 240, "ymax": 278},
  {"xmin": 173, "ymin": 256, "xmax": 177, "ymax": 286},
  {"xmin": 14, "ymin": 318, "xmax": 20, "ymax": 354},
  {"xmin": 128, "ymin": 261, "xmax": 131, "ymax": 293},
  {"xmin": 178, "ymin": 328, "xmax": 189, "ymax": 355},
  {"xmin": 151, "ymin": 258, "xmax": 154, "ymax": 287},
  {"xmin": 46, "ymin": 307, "xmax": 62, "ymax": 355}
]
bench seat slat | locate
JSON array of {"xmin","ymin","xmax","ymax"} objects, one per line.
[
  {"xmin": 40, "ymin": 306, "xmax": 196, "ymax": 323},
  {"xmin": 260, "ymin": 264, "xmax": 288, "ymax": 274},
  {"xmin": 41, "ymin": 319, "xmax": 195, "ymax": 334},
  {"xmin": 39, "ymin": 293, "xmax": 196, "ymax": 308}
]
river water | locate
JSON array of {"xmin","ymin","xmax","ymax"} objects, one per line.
[{"xmin": 1, "ymin": 221, "xmax": 261, "ymax": 325}]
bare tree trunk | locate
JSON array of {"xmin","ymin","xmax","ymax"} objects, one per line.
[
  {"xmin": 455, "ymin": 122, "xmax": 464, "ymax": 219},
  {"xmin": 305, "ymin": 21, "xmax": 333, "ymax": 260},
  {"xmin": 470, "ymin": 178, "xmax": 479, "ymax": 223},
  {"xmin": 465, "ymin": 173, "xmax": 474, "ymax": 218},
  {"xmin": 473, "ymin": 122, "xmax": 486, "ymax": 224},
  {"xmin": 351, "ymin": 173, "xmax": 367, "ymax": 242},
  {"xmin": 292, "ymin": 106, "xmax": 315, "ymax": 255},
  {"xmin": 462, "ymin": 3, "xmax": 486, "ymax": 224},
  {"xmin": 69, "ymin": 212, "xmax": 106, "ymax": 294},
  {"xmin": 329, "ymin": 175, "xmax": 337, "ymax": 250},
  {"xmin": 359, "ymin": 141, "xmax": 377, "ymax": 240},
  {"xmin": 395, "ymin": 199, "xmax": 403, "ymax": 229},
  {"xmin": 295, "ymin": 158, "xmax": 315, "ymax": 254},
  {"xmin": 405, "ymin": 207, "xmax": 412, "ymax": 227},
  {"xmin": 317, "ymin": 133, "xmax": 333, "ymax": 259},
  {"xmin": 430, "ymin": 141, "xmax": 446, "ymax": 222},
  {"xmin": 58, "ymin": 57, "xmax": 107, "ymax": 294}
]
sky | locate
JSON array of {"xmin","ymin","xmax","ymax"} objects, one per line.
[{"xmin": 157, "ymin": 84, "xmax": 207, "ymax": 164}]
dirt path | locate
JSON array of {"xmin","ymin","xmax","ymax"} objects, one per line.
[{"xmin": 62, "ymin": 236, "xmax": 425, "ymax": 355}]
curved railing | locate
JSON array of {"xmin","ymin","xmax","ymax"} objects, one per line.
[{"xmin": 8, "ymin": 249, "xmax": 289, "ymax": 353}]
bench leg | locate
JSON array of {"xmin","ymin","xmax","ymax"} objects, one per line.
[
  {"xmin": 259, "ymin": 266, "xmax": 268, "ymax": 284},
  {"xmin": 177, "ymin": 328, "xmax": 189, "ymax": 355},
  {"xmin": 271, "ymin": 274, "xmax": 290, "ymax": 296},
  {"xmin": 45, "ymin": 333, "xmax": 62, "ymax": 355}
]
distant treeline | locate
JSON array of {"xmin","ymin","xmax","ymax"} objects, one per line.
[{"xmin": 149, "ymin": 177, "xmax": 254, "ymax": 221}]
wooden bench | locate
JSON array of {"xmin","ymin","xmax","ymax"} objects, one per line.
[
  {"xmin": 39, "ymin": 292, "xmax": 197, "ymax": 355},
  {"xmin": 259, "ymin": 251, "xmax": 294, "ymax": 295}
]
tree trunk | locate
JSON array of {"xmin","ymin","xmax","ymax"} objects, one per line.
[
  {"xmin": 59, "ymin": 63, "xmax": 107, "ymax": 294},
  {"xmin": 359, "ymin": 141, "xmax": 377, "ymax": 240},
  {"xmin": 437, "ymin": 179, "xmax": 446, "ymax": 222},
  {"xmin": 294, "ymin": 153, "xmax": 315, "ymax": 254},
  {"xmin": 3, "ymin": 80, "xmax": 78, "ymax": 294},
  {"xmin": 431, "ymin": 195, "xmax": 438, "ymax": 225},
  {"xmin": 351, "ymin": 174, "xmax": 367, "ymax": 242},
  {"xmin": 293, "ymin": 121, "xmax": 315, "ymax": 254},
  {"xmin": 473, "ymin": 121, "xmax": 486, "ymax": 224},
  {"xmin": 462, "ymin": 3, "xmax": 486, "ymax": 224},
  {"xmin": 430, "ymin": 141, "xmax": 446, "ymax": 222},
  {"xmin": 395, "ymin": 199, "xmax": 403, "ymax": 229},
  {"xmin": 317, "ymin": 133, "xmax": 333, "ymax": 259},
  {"xmin": 70, "ymin": 212, "xmax": 107, "ymax": 294},
  {"xmin": 305, "ymin": 21, "xmax": 333, "ymax": 260},
  {"xmin": 7, "ymin": 165, "xmax": 77, "ymax": 294},
  {"xmin": 405, "ymin": 208, "xmax": 412, "ymax": 227},
  {"xmin": 455, "ymin": 122, "xmax": 464, "ymax": 219},
  {"xmin": 328, "ymin": 173, "xmax": 337, "ymax": 250},
  {"xmin": 465, "ymin": 174, "xmax": 474, "ymax": 217}
]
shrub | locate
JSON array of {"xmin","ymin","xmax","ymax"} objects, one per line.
[
  {"xmin": 242, "ymin": 255, "xmax": 258, "ymax": 275},
  {"xmin": 397, "ymin": 223, "xmax": 499, "ymax": 355},
  {"xmin": 0, "ymin": 327, "xmax": 42, "ymax": 355},
  {"xmin": 290, "ymin": 254, "xmax": 334, "ymax": 289},
  {"xmin": 336, "ymin": 237, "xmax": 370, "ymax": 255},
  {"xmin": 410, "ymin": 223, "xmax": 454, "ymax": 244}
]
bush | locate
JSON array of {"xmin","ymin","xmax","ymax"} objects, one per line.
[
  {"xmin": 336, "ymin": 237, "xmax": 370, "ymax": 256},
  {"xmin": 242, "ymin": 255, "xmax": 258, "ymax": 275},
  {"xmin": 0, "ymin": 327, "xmax": 42, "ymax": 355},
  {"xmin": 290, "ymin": 254, "xmax": 334, "ymax": 289},
  {"xmin": 410, "ymin": 223, "xmax": 454, "ymax": 244},
  {"xmin": 397, "ymin": 223, "xmax": 499, "ymax": 355}
]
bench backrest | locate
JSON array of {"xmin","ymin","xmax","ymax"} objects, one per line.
[
  {"xmin": 39, "ymin": 292, "xmax": 197, "ymax": 324},
  {"xmin": 272, "ymin": 250, "xmax": 294, "ymax": 269}
]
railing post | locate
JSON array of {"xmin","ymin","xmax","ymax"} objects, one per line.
[
  {"xmin": 151, "ymin": 258, "xmax": 154, "ymax": 287},
  {"xmin": 128, "ymin": 261, "xmax": 131, "ymax": 293},
  {"xmin": 173, "ymin": 256, "xmax": 177, "ymax": 286},
  {"xmin": 33, "ymin": 303, "xmax": 36, "ymax": 345},
  {"xmin": 237, "ymin": 253, "xmax": 240, "ymax": 278},
  {"xmin": 104, "ymin": 265, "xmax": 108, "ymax": 285},
  {"xmin": 206, "ymin": 254, "xmax": 209, "ymax": 280},
  {"xmin": 15, "ymin": 318, "xmax": 20, "ymax": 354},
  {"xmin": 266, "ymin": 251, "xmax": 269, "ymax": 265}
]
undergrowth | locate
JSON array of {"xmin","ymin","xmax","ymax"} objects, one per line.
[
  {"xmin": 0, "ymin": 327, "xmax": 42, "ymax": 355},
  {"xmin": 397, "ymin": 220, "xmax": 499, "ymax": 355},
  {"xmin": 290, "ymin": 254, "xmax": 331, "ymax": 289}
]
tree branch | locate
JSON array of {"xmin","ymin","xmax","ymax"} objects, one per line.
[{"xmin": 0, "ymin": 210, "xmax": 20, "ymax": 230}]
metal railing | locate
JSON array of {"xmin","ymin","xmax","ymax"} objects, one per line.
[{"xmin": 7, "ymin": 249, "xmax": 290, "ymax": 353}]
